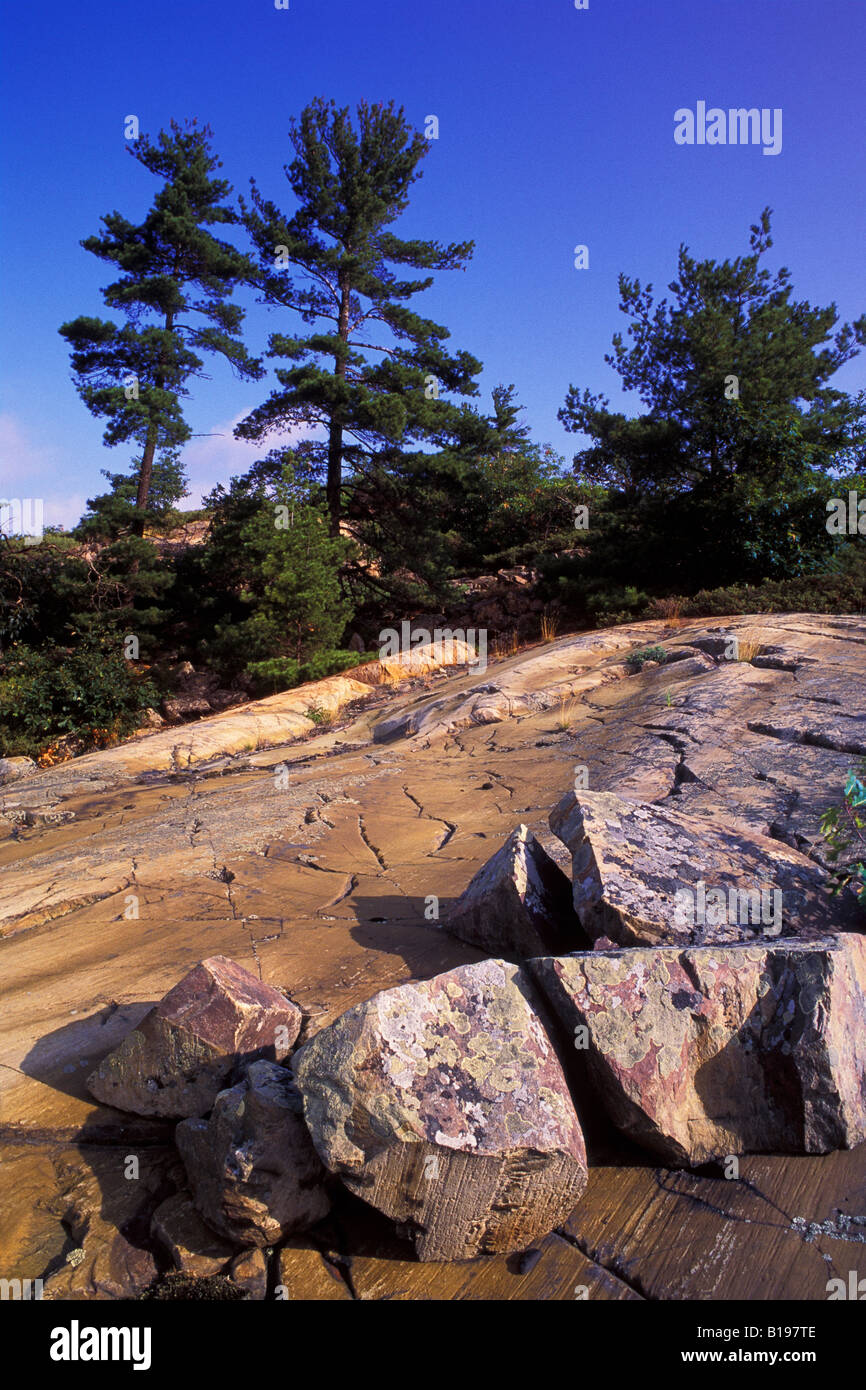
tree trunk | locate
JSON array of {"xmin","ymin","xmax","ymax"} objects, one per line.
[
  {"xmin": 133, "ymin": 423, "xmax": 159, "ymax": 535},
  {"xmin": 133, "ymin": 311, "xmax": 173, "ymax": 535},
  {"xmin": 327, "ymin": 275, "xmax": 352, "ymax": 537}
]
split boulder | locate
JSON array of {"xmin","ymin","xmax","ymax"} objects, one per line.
[
  {"xmin": 87, "ymin": 957, "xmax": 302, "ymax": 1119},
  {"xmin": 293, "ymin": 957, "xmax": 587, "ymax": 1261},
  {"xmin": 530, "ymin": 934, "xmax": 866, "ymax": 1164},
  {"xmin": 550, "ymin": 789, "xmax": 857, "ymax": 946}
]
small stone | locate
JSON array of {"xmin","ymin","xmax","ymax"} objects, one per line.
[
  {"xmin": 228, "ymin": 1247, "xmax": 268, "ymax": 1299},
  {"xmin": 0, "ymin": 756, "xmax": 36, "ymax": 785}
]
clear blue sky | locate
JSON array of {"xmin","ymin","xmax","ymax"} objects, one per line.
[{"xmin": 1, "ymin": 0, "xmax": 864, "ymax": 527}]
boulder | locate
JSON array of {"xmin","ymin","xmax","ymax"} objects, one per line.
[
  {"xmin": 549, "ymin": 789, "xmax": 856, "ymax": 946},
  {"xmin": 530, "ymin": 934, "xmax": 866, "ymax": 1164},
  {"xmin": 293, "ymin": 957, "xmax": 587, "ymax": 1261},
  {"xmin": 150, "ymin": 1192, "xmax": 235, "ymax": 1276},
  {"xmin": 444, "ymin": 824, "xmax": 586, "ymax": 959},
  {"xmin": 87, "ymin": 957, "xmax": 302, "ymax": 1118},
  {"xmin": 161, "ymin": 695, "xmax": 212, "ymax": 723},
  {"xmin": 176, "ymin": 1060, "xmax": 331, "ymax": 1247}
]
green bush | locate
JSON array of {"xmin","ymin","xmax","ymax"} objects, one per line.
[
  {"xmin": 658, "ymin": 566, "xmax": 866, "ymax": 621},
  {"xmin": 589, "ymin": 584, "xmax": 649, "ymax": 627},
  {"xmin": 627, "ymin": 644, "xmax": 668, "ymax": 671},
  {"xmin": 821, "ymin": 762, "xmax": 866, "ymax": 907},
  {"xmin": 244, "ymin": 648, "xmax": 374, "ymax": 697},
  {"xmin": 0, "ymin": 642, "xmax": 157, "ymax": 760}
]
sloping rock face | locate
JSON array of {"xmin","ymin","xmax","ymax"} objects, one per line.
[
  {"xmin": 531, "ymin": 935, "xmax": 866, "ymax": 1164},
  {"xmin": 550, "ymin": 789, "xmax": 857, "ymax": 946},
  {"xmin": 176, "ymin": 1060, "xmax": 331, "ymax": 1247},
  {"xmin": 87, "ymin": 957, "xmax": 302, "ymax": 1119},
  {"xmin": 3, "ymin": 613, "xmax": 866, "ymax": 1302},
  {"xmin": 444, "ymin": 824, "xmax": 586, "ymax": 958},
  {"xmin": 293, "ymin": 958, "xmax": 587, "ymax": 1260}
]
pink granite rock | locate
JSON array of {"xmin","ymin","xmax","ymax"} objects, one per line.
[
  {"xmin": 293, "ymin": 957, "xmax": 587, "ymax": 1261},
  {"xmin": 87, "ymin": 957, "xmax": 302, "ymax": 1118},
  {"xmin": 531, "ymin": 934, "xmax": 866, "ymax": 1164}
]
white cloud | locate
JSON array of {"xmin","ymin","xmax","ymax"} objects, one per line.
[
  {"xmin": 0, "ymin": 413, "xmax": 87, "ymax": 531},
  {"xmin": 182, "ymin": 412, "xmax": 317, "ymax": 505}
]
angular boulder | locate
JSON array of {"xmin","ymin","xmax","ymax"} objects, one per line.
[
  {"xmin": 550, "ymin": 789, "xmax": 855, "ymax": 946},
  {"xmin": 176, "ymin": 1060, "xmax": 331, "ymax": 1247},
  {"xmin": 444, "ymin": 824, "xmax": 586, "ymax": 959},
  {"xmin": 293, "ymin": 957, "xmax": 587, "ymax": 1261},
  {"xmin": 87, "ymin": 957, "xmax": 302, "ymax": 1118},
  {"xmin": 530, "ymin": 934, "xmax": 866, "ymax": 1164}
]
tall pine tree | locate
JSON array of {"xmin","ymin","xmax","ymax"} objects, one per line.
[
  {"xmin": 60, "ymin": 119, "xmax": 262, "ymax": 531},
  {"xmin": 237, "ymin": 98, "xmax": 486, "ymax": 538}
]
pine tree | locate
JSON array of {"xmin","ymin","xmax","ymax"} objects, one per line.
[
  {"xmin": 560, "ymin": 209, "xmax": 866, "ymax": 494},
  {"xmin": 185, "ymin": 455, "xmax": 353, "ymax": 673},
  {"xmin": 59, "ymin": 119, "xmax": 262, "ymax": 531},
  {"xmin": 558, "ymin": 209, "xmax": 866, "ymax": 588},
  {"xmin": 237, "ymin": 98, "xmax": 485, "ymax": 537}
]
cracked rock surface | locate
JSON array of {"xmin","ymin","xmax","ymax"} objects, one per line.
[{"xmin": 2, "ymin": 613, "xmax": 865, "ymax": 1298}]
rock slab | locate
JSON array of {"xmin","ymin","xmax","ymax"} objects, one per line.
[
  {"xmin": 87, "ymin": 956, "xmax": 302, "ymax": 1118},
  {"xmin": 293, "ymin": 957, "xmax": 587, "ymax": 1261},
  {"xmin": 531, "ymin": 934, "xmax": 866, "ymax": 1164},
  {"xmin": 176, "ymin": 1060, "xmax": 331, "ymax": 1247},
  {"xmin": 550, "ymin": 789, "xmax": 855, "ymax": 946}
]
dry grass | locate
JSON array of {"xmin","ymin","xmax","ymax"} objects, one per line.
[
  {"xmin": 647, "ymin": 596, "xmax": 685, "ymax": 627},
  {"xmin": 553, "ymin": 691, "xmax": 577, "ymax": 731},
  {"xmin": 732, "ymin": 628, "xmax": 766, "ymax": 662},
  {"xmin": 490, "ymin": 629, "xmax": 520, "ymax": 660},
  {"xmin": 540, "ymin": 612, "xmax": 559, "ymax": 643}
]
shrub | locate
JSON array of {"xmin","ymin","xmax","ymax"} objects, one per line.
[
  {"xmin": 657, "ymin": 565, "xmax": 866, "ymax": 621},
  {"xmin": 626, "ymin": 644, "xmax": 668, "ymax": 671},
  {"xmin": 0, "ymin": 641, "xmax": 157, "ymax": 760},
  {"xmin": 304, "ymin": 704, "xmax": 332, "ymax": 726},
  {"xmin": 588, "ymin": 584, "xmax": 649, "ymax": 627},
  {"xmin": 244, "ymin": 649, "xmax": 372, "ymax": 697},
  {"xmin": 821, "ymin": 762, "xmax": 866, "ymax": 907}
]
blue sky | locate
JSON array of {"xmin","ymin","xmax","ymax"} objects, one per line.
[{"xmin": 1, "ymin": 0, "xmax": 864, "ymax": 527}]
